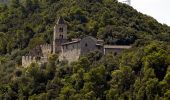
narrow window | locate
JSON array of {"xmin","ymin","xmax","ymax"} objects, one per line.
[
  {"xmin": 59, "ymin": 27, "xmax": 63, "ymax": 32},
  {"xmin": 114, "ymin": 52, "xmax": 117, "ymax": 56},
  {"xmin": 85, "ymin": 43, "xmax": 88, "ymax": 47},
  {"xmin": 59, "ymin": 34, "xmax": 63, "ymax": 39}
]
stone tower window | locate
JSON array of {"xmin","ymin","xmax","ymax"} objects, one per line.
[
  {"xmin": 59, "ymin": 34, "xmax": 63, "ymax": 39},
  {"xmin": 85, "ymin": 43, "xmax": 88, "ymax": 47},
  {"xmin": 59, "ymin": 27, "xmax": 63, "ymax": 32}
]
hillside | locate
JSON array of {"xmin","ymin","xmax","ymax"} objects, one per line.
[
  {"xmin": 0, "ymin": 0, "xmax": 170, "ymax": 99},
  {"xmin": 0, "ymin": 0, "xmax": 170, "ymax": 54},
  {"xmin": 0, "ymin": 0, "xmax": 8, "ymax": 3}
]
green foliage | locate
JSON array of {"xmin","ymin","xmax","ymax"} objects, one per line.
[
  {"xmin": 0, "ymin": 41, "xmax": 170, "ymax": 99},
  {"xmin": 0, "ymin": 0, "xmax": 170, "ymax": 55},
  {"xmin": 0, "ymin": 0, "xmax": 170, "ymax": 99}
]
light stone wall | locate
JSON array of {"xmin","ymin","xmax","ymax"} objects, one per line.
[
  {"xmin": 22, "ymin": 56, "xmax": 36, "ymax": 68},
  {"xmin": 59, "ymin": 36, "xmax": 101, "ymax": 63},
  {"xmin": 22, "ymin": 56, "xmax": 48, "ymax": 68},
  {"xmin": 39, "ymin": 57, "xmax": 48, "ymax": 63},
  {"xmin": 40, "ymin": 44, "xmax": 52, "ymax": 57},
  {"xmin": 53, "ymin": 39, "xmax": 68, "ymax": 53},
  {"xmin": 59, "ymin": 42, "xmax": 81, "ymax": 63}
]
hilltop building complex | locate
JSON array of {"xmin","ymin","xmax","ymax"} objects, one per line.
[{"xmin": 22, "ymin": 17, "xmax": 132, "ymax": 67}]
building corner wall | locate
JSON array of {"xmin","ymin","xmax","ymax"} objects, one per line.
[{"xmin": 59, "ymin": 43, "xmax": 81, "ymax": 63}]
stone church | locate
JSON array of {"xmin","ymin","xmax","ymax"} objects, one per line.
[{"xmin": 22, "ymin": 17, "xmax": 131, "ymax": 67}]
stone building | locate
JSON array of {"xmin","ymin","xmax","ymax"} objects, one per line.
[
  {"xmin": 104, "ymin": 45, "xmax": 132, "ymax": 56},
  {"xmin": 22, "ymin": 17, "xmax": 132, "ymax": 67},
  {"xmin": 59, "ymin": 36, "xmax": 104, "ymax": 63}
]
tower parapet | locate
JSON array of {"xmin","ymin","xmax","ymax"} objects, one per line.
[
  {"xmin": 22, "ymin": 56, "xmax": 36, "ymax": 68},
  {"xmin": 40, "ymin": 43, "xmax": 52, "ymax": 57}
]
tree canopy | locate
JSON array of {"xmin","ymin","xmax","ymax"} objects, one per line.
[{"xmin": 0, "ymin": 0, "xmax": 170, "ymax": 99}]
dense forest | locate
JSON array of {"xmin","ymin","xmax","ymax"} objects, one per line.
[
  {"xmin": 0, "ymin": 0, "xmax": 170, "ymax": 99},
  {"xmin": 0, "ymin": 0, "xmax": 8, "ymax": 3}
]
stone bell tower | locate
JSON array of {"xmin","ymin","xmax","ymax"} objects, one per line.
[{"xmin": 53, "ymin": 16, "xmax": 68, "ymax": 53}]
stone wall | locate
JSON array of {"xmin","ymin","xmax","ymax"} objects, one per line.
[
  {"xmin": 40, "ymin": 44, "xmax": 52, "ymax": 57},
  {"xmin": 53, "ymin": 24, "xmax": 67, "ymax": 39},
  {"xmin": 103, "ymin": 45, "xmax": 132, "ymax": 56},
  {"xmin": 80, "ymin": 36, "xmax": 98, "ymax": 55},
  {"xmin": 22, "ymin": 56, "xmax": 48, "ymax": 67},
  {"xmin": 53, "ymin": 39, "xmax": 68, "ymax": 53},
  {"xmin": 104, "ymin": 48, "xmax": 123, "ymax": 56},
  {"xmin": 59, "ymin": 42, "xmax": 81, "ymax": 63},
  {"xmin": 22, "ymin": 56, "xmax": 36, "ymax": 68},
  {"xmin": 53, "ymin": 23, "xmax": 68, "ymax": 53}
]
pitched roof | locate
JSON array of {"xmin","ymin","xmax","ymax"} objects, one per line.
[
  {"xmin": 61, "ymin": 36, "xmax": 103, "ymax": 46},
  {"xmin": 81, "ymin": 36, "xmax": 97, "ymax": 42},
  {"xmin": 104, "ymin": 45, "xmax": 132, "ymax": 49},
  {"xmin": 61, "ymin": 36, "xmax": 97, "ymax": 46},
  {"xmin": 57, "ymin": 16, "xmax": 65, "ymax": 24},
  {"xmin": 61, "ymin": 40, "xmax": 80, "ymax": 46}
]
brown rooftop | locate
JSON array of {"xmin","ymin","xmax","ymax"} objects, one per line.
[{"xmin": 104, "ymin": 45, "xmax": 132, "ymax": 49}]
